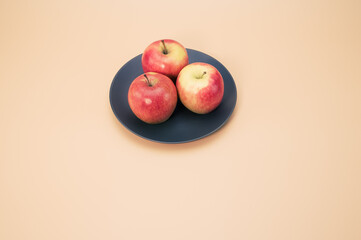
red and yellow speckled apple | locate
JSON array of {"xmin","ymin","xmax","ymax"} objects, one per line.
[
  {"xmin": 176, "ymin": 62, "xmax": 224, "ymax": 114},
  {"xmin": 128, "ymin": 72, "xmax": 177, "ymax": 124},
  {"xmin": 142, "ymin": 39, "xmax": 188, "ymax": 80}
]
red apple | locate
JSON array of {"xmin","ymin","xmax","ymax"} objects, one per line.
[
  {"xmin": 128, "ymin": 72, "xmax": 177, "ymax": 124},
  {"xmin": 142, "ymin": 39, "xmax": 189, "ymax": 80},
  {"xmin": 176, "ymin": 62, "xmax": 224, "ymax": 114}
]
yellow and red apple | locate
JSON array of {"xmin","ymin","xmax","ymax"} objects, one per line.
[
  {"xmin": 142, "ymin": 39, "xmax": 189, "ymax": 80},
  {"xmin": 128, "ymin": 72, "xmax": 177, "ymax": 124},
  {"xmin": 176, "ymin": 62, "xmax": 224, "ymax": 114}
]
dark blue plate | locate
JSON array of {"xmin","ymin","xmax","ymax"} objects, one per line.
[{"xmin": 109, "ymin": 49, "xmax": 237, "ymax": 143}]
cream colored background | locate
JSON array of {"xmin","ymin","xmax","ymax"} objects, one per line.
[{"xmin": 1, "ymin": 0, "xmax": 361, "ymax": 239}]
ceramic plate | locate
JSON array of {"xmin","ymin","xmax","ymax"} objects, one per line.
[{"xmin": 109, "ymin": 49, "xmax": 237, "ymax": 143}]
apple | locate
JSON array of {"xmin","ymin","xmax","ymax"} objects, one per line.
[
  {"xmin": 128, "ymin": 72, "xmax": 177, "ymax": 124},
  {"xmin": 176, "ymin": 62, "xmax": 224, "ymax": 114},
  {"xmin": 142, "ymin": 39, "xmax": 189, "ymax": 80}
]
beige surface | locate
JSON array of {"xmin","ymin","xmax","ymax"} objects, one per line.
[{"xmin": 1, "ymin": 0, "xmax": 361, "ymax": 239}]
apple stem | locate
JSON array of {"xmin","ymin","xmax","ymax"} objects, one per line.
[
  {"xmin": 143, "ymin": 74, "xmax": 152, "ymax": 86},
  {"xmin": 161, "ymin": 40, "xmax": 168, "ymax": 54},
  {"xmin": 202, "ymin": 71, "xmax": 207, "ymax": 78}
]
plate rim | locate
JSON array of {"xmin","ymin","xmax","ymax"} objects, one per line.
[{"xmin": 109, "ymin": 48, "xmax": 237, "ymax": 144}]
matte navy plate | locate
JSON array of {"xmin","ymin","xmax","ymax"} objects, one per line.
[{"xmin": 109, "ymin": 49, "xmax": 237, "ymax": 143}]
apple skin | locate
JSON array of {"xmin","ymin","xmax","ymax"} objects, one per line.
[
  {"xmin": 128, "ymin": 72, "xmax": 178, "ymax": 124},
  {"xmin": 176, "ymin": 62, "xmax": 224, "ymax": 114},
  {"xmin": 142, "ymin": 39, "xmax": 189, "ymax": 80}
]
